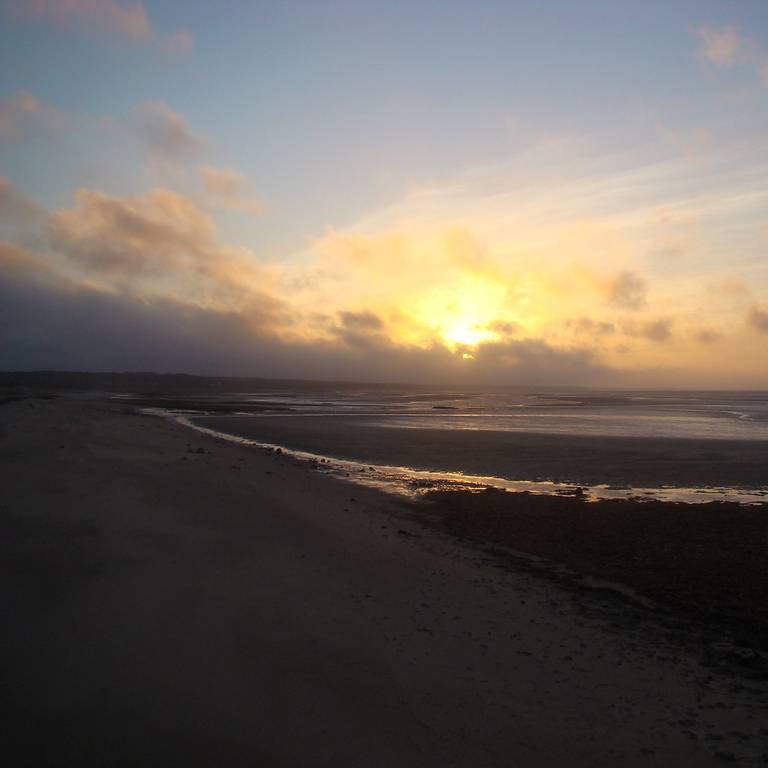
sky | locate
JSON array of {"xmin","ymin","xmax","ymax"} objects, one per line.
[{"xmin": 1, "ymin": 0, "xmax": 767, "ymax": 387}]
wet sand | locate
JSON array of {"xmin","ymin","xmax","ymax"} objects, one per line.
[
  {"xmin": 417, "ymin": 489, "xmax": 768, "ymax": 652},
  {"xmin": 2, "ymin": 395, "xmax": 768, "ymax": 766},
  {"xmin": 195, "ymin": 414, "xmax": 768, "ymax": 489}
]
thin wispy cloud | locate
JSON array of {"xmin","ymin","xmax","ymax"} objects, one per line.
[
  {"xmin": 698, "ymin": 26, "xmax": 743, "ymax": 66},
  {"xmin": 627, "ymin": 318, "xmax": 674, "ymax": 343},
  {"xmin": 140, "ymin": 102, "xmax": 204, "ymax": 172},
  {"xmin": 693, "ymin": 328, "xmax": 720, "ymax": 344},
  {"xmin": 748, "ymin": 307, "xmax": 768, "ymax": 334},
  {"xmin": 697, "ymin": 25, "xmax": 768, "ymax": 86},
  {"xmin": 11, "ymin": 0, "xmax": 192, "ymax": 54},
  {"xmin": 0, "ymin": 91, "xmax": 41, "ymax": 141},
  {"xmin": 0, "ymin": 176, "xmax": 43, "ymax": 224},
  {"xmin": 200, "ymin": 166, "xmax": 263, "ymax": 215},
  {"xmin": 604, "ymin": 271, "xmax": 647, "ymax": 311}
]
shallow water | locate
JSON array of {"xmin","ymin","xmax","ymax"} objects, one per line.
[
  {"xmin": 136, "ymin": 388, "xmax": 768, "ymax": 506},
  {"xmin": 133, "ymin": 387, "xmax": 768, "ymax": 440},
  {"xmin": 138, "ymin": 409, "xmax": 768, "ymax": 507}
]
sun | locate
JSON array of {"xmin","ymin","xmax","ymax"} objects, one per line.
[
  {"xmin": 408, "ymin": 276, "xmax": 514, "ymax": 352},
  {"xmin": 442, "ymin": 319, "xmax": 495, "ymax": 348}
]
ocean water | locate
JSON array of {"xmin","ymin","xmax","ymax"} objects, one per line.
[
  {"xmin": 254, "ymin": 390, "xmax": 768, "ymax": 440},
  {"xmin": 142, "ymin": 388, "xmax": 768, "ymax": 505},
  {"xmin": 208, "ymin": 388, "xmax": 768, "ymax": 441}
]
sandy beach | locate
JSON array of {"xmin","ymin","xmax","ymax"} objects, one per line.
[{"xmin": 2, "ymin": 394, "xmax": 768, "ymax": 766}]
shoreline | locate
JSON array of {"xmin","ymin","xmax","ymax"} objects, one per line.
[
  {"xmin": 2, "ymin": 394, "xmax": 768, "ymax": 765},
  {"xmin": 181, "ymin": 412, "xmax": 768, "ymax": 505},
  {"xmin": 192, "ymin": 412, "xmax": 768, "ymax": 494}
]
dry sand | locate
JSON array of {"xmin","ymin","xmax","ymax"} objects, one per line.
[{"xmin": 1, "ymin": 395, "xmax": 767, "ymax": 766}]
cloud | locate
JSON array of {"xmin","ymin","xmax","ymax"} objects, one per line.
[
  {"xmin": 653, "ymin": 121, "xmax": 713, "ymax": 163},
  {"xmin": 48, "ymin": 187, "xmax": 213, "ymax": 274},
  {"xmin": 42, "ymin": 184, "xmax": 290, "ymax": 327},
  {"xmin": 705, "ymin": 277, "xmax": 750, "ymax": 298},
  {"xmin": 140, "ymin": 102, "xmax": 204, "ymax": 171},
  {"xmin": 0, "ymin": 182, "xmax": 755, "ymax": 385},
  {"xmin": 0, "ymin": 176, "xmax": 44, "ymax": 224},
  {"xmin": 748, "ymin": 306, "xmax": 768, "ymax": 333},
  {"xmin": 698, "ymin": 26, "xmax": 743, "ymax": 66},
  {"xmin": 338, "ymin": 310, "xmax": 383, "ymax": 331},
  {"xmin": 697, "ymin": 26, "xmax": 768, "ymax": 87},
  {"xmin": 0, "ymin": 252, "xmax": 264, "ymax": 373},
  {"xmin": 289, "ymin": 134, "xmax": 767, "ymax": 376},
  {"xmin": 0, "ymin": 244, "xmax": 614, "ymax": 385},
  {"xmin": 693, "ymin": 328, "xmax": 721, "ymax": 344},
  {"xmin": 465, "ymin": 338, "xmax": 607, "ymax": 383},
  {"xmin": 162, "ymin": 28, "xmax": 193, "ymax": 56},
  {"xmin": 604, "ymin": 270, "xmax": 647, "ymax": 310},
  {"xmin": 0, "ymin": 180, "xmax": 615, "ymax": 385},
  {"xmin": 487, "ymin": 320, "xmax": 520, "ymax": 338},
  {"xmin": 626, "ymin": 318, "xmax": 673, "ymax": 343},
  {"xmin": 332, "ymin": 310, "xmax": 386, "ymax": 348},
  {"xmin": 0, "ymin": 241, "xmax": 50, "ymax": 275},
  {"xmin": 0, "ymin": 177, "xmax": 45, "ymax": 248},
  {"xmin": 199, "ymin": 166, "xmax": 262, "ymax": 215},
  {"xmin": 295, "ymin": 227, "xmax": 534, "ymax": 351},
  {"xmin": 12, "ymin": 0, "xmax": 192, "ymax": 54},
  {"xmin": 569, "ymin": 317, "xmax": 615, "ymax": 337},
  {"xmin": 0, "ymin": 91, "xmax": 41, "ymax": 141},
  {"xmin": 2, "ymin": 125, "xmax": 766, "ymax": 385}
]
